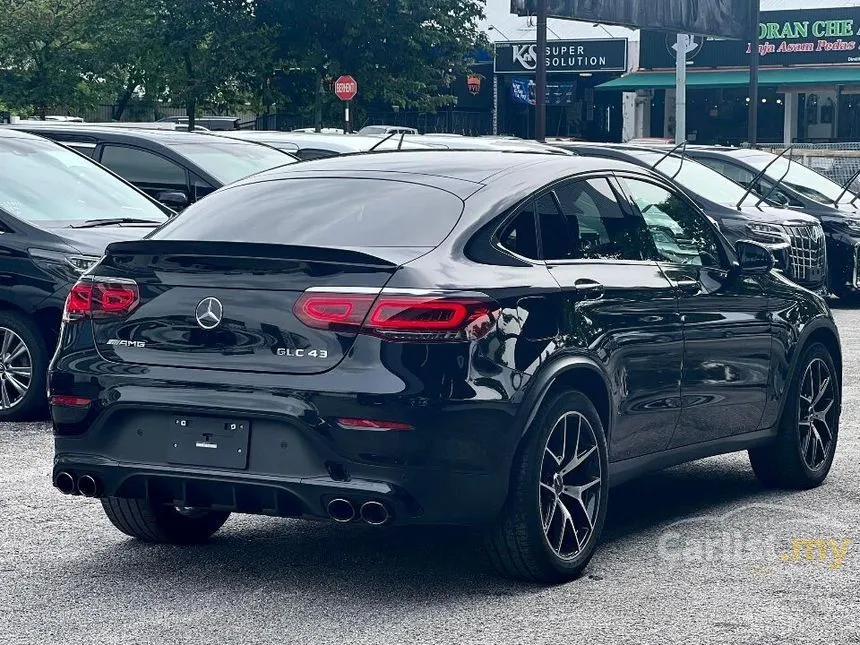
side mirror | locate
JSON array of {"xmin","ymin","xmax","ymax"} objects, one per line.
[
  {"xmin": 157, "ymin": 190, "xmax": 189, "ymax": 210},
  {"xmin": 735, "ymin": 240, "xmax": 774, "ymax": 275}
]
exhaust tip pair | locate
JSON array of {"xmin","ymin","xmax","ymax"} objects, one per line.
[
  {"xmin": 53, "ymin": 472, "xmax": 100, "ymax": 498},
  {"xmin": 327, "ymin": 498, "xmax": 392, "ymax": 526}
]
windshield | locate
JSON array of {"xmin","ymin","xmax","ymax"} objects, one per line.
[
  {"xmin": 171, "ymin": 140, "xmax": 297, "ymax": 184},
  {"xmin": 0, "ymin": 136, "xmax": 168, "ymax": 224},
  {"xmin": 635, "ymin": 152, "xmax": 760, "ymax": 207},
  {"xmin": 737, "ymin": 152, "xmax": 848, "ymax": 204}
]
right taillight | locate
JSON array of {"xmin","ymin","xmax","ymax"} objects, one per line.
[
  {"xmin": 294, "ymin": 290, "xmax": 498, "ymax": 342},
  {"xmin": 63, "ymin": 278, "xmax": 140, "ymax": 322}
]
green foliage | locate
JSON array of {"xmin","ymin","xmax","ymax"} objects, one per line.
[{"xmin": 0, "ymin": 0, "xmax": 487, "ymax": 119}]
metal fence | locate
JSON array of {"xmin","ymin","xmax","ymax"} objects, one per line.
[{"xmin": 760, "ymin": 143, "xmax": 860, "ymax": 189}]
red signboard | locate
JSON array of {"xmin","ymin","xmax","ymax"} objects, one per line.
[{"xmin": 334, "ymin": 75, "xmax": 358, "ymax": 101}]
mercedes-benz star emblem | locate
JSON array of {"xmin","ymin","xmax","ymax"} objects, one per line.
[{"xmin": 195, "ymin": 297, "xmax": 223, "ymax": 330}]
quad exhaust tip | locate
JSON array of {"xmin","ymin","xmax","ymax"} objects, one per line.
[
  {"xmin": 359, "ymin": 501, "xmax": 391, "ymax": 526},
  {"xmin": 54, "ymin": 471, "xmax": 76, "ymax": 495},
  {"xmin": 327, "ymin": 498, "xmax": 356, "ymax": 523},
  {"xmin": 77, "ymin": 475, "xmax": 100, "ymax": 498}
]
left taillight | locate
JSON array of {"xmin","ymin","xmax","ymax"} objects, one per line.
[{"xmin": 63, "ymin": 278, "xmax": 140, "ymax": 322}]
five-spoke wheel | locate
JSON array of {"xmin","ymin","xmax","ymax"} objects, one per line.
[
  {"xmin": 750, "ymin": 343, "xmax": 840, "ymax": 489},
  {"xmin": 539, "ymin": 411, "xmax": 602, "ymax": 561},
  {"xmin": 485, "ymin": 391, "xmax": 609, "ymax": 583}
]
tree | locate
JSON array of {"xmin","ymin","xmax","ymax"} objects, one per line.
[
  {"xmin": 0, "ymin": 0, "xmax": 97, "ymax": 115},
  {"xmin": 154, "ymin": 0, "xmax": 276, "ymax": 129},
  {"xmin": 261, "ymin": 0, "xmax": 487, "ymax": 124}
]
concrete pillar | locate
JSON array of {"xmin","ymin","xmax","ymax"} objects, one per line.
[{"xmin": 622, "ymin": 92, "xmax": 636, "ymax": 142}]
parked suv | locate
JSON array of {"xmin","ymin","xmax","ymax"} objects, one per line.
[
  {"xmin": 5, "ymin": 124, "xmax": 297, "ymax": 210},
  {"xmin": 686, "ymin": 147, "xmax": 860, "ymax": 299},
  {"xmin": 50, "ymin": 151, "xmax": 841, "ymax": 583},
  {"xmin": 0, "ymin": 128, "xmax": 171, "ymax": 419},
  {"xmin": 554, "ymin": 142, "xmax": 828, "ymax": 293}
]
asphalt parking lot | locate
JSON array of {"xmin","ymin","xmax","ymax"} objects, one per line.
[{"xmin": 2, "ymin": 308, "xmax": 858, "ymax": 645}]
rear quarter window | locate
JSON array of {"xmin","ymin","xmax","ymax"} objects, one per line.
[{"xmin": 151, "ymin": 178, "xmax": 465, "ymax": 247}]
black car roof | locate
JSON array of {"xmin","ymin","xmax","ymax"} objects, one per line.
[
  {"xmin": 2, "ymin": 123, "xmax": 221, "ymax": 145},
  {"xmin": 233, "ymin": 149, "xmax": 640, "ymax": 192},
  {"xmin": 0, "ymin": 128, "xmax": 46, "ymax": 141}
]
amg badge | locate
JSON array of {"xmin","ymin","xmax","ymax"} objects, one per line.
[{"xmin": 107, "ymin": 339, "xmax": 146, "ymax": 348}]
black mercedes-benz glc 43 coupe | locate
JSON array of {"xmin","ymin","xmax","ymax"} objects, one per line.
[{"xmin": 49, "ymin": 151, "xmax": 842, "ymax": 583}]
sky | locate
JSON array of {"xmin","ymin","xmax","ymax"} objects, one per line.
[{"xmin": 480, "ymin": 0, "xmax": 860, "ymax": 43}]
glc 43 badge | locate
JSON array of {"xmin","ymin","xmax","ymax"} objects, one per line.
[{"xmin": 277, "ymin": 348, "xmax": 328, "ymax": 358}]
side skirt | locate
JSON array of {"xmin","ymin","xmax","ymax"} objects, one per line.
[{"xmin": 608, "ymin": 427, "xmax": 779, "ymax": 488}]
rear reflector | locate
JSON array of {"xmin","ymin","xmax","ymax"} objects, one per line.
[
  {"xmin": 294, "ymin": 291, "xmax": 498, "ymax": 342},
  {"xmin": 63, "ymin": 278, "xmax": 140, "ymax": 322},
  {"xmin": 50, "ymin": 395, "xmax": 92, "ymax": 408},
  {"xmin": 336, "ymin": 418, "xmax": 413, "ymax": 431}
]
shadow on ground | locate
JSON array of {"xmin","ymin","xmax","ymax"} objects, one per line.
[{"xmin": 47, "ymin": 456, "xmax": 790, "ymax": 601}]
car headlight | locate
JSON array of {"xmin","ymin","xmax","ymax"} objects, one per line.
[
  {"xmin": 29, "ymin": 248, "xmax": 102, "ymax": 279},
  {"xmin": 746, "ymin": 222, "xmax": 790, "ymax": 244},
  {"xmin": 839, "ymin": 218, "xmax": 860, "ymax": 233}
]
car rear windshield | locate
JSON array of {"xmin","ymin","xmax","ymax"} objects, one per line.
[
  {"xmin": 171, "ymin": 140, "xmax": 297, "ymax": 184},
  {"xmin": 151, "ymin": 177, "xmax": 465, "ymax": 247},
  {"xmin": 632, "ymin": 151, "xmax": 760, "ymax": 207},
  {"xmin": 0, "ymin": 136, "xmax": 168, "ymax": 224}
]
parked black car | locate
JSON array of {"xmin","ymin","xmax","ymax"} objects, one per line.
[
  {"xmin": 686, "ymin": 147, "xmax": 860, "ymax": 299},
  {"xmin": 50, "ymin": 151, "xmax": 841, "ymax": 583},
  {"xmin": 0, "ymin": 128, "xmax": 171, "ymax": 419},
  {"xmin": 5, "ymin": 124, "xmax": 297, "ymax": 210},
  {"xmin": 554, "ymin": 143, "xmax": 828, "ymax": 293}
]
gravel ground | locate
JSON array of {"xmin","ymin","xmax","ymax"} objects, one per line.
[{"xmin": 2, "ymin": 309, "xmax": 859, "ymax": 645}]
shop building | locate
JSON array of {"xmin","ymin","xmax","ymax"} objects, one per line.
[
  {"xmin": 600, "ymin": 3, "xmax": 860, "ymax": 145},
  {"xmin": 493, "ymin": 38, "xmax": 629, "ymax": 140}
]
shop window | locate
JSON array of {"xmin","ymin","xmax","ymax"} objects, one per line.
[
  {"xmin": 806, "ymin": 94, "xmax": 819, "ymax": 125},
  {"xmin": 821, "ymin": 98, "xmax": 835, "ymax": 125}
]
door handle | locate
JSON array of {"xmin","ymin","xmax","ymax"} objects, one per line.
[
  {"xmin": 670, "ymin": 277, "xmax": 701, "ymax": 295},
  {"xmin": 573, "ymin": 279, "xmax": 605, "ymax": 300}
]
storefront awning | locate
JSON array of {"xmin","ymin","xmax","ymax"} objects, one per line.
[{"xmin": 596, "ymin": 67, "xmax": 860, "ymax": 91}]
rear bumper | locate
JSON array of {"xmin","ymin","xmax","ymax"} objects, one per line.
[
  {"xmin": 51, "ymin": 456, "xmax": 502, "ymax": 525},
  {"xmin": 50, "ymin": 360, "xmax": 525, "ymax": 526}
]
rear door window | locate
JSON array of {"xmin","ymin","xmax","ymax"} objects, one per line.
[
  {"xmin": 152, "ymin": 178, "xmax": 465, "ymax": 247},
  {"xmin": 100, "ymin": 145, "xmax": 188, "ymax": 188},
  {"xmin": 541, "ymin": 178, "xmax": 648, "ymax": 261}
]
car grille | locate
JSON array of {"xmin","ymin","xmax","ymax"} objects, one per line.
[{"xmin": 786, "ymin": 224, "xmax": 826, "ymax": 286}]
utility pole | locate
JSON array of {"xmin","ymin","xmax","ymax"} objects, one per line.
[
  {"xmin": 748, "ymin": 0, "xmax": 761, "ymax": 146},
  {"xmin": 535, "ymin": 0, "xmax": 547, "ymax": 142}
]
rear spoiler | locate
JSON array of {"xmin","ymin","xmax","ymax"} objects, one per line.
[{"xmin": 104, "ymin": 240, "xmax": 410, "ymax": 268}]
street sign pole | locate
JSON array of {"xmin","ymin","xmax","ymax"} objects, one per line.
[
  {"xmin": 748, "ymin": 0, "xmax": 761, "ymax": 147},
  {"xmin": 535, "ymin": 0, "xmax": 547, "ymax": 142},
  {"xmin": 675, "ymin": 33, "xmax": 687, "ymax": 145},
  {"xmin": 334, "ymin": 75, "xmax": 358, "ymax": 133}
]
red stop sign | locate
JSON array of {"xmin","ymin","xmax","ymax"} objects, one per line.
[{"xmin": 334, "ymin": 75, "xmax": 358, "ymax": 101}]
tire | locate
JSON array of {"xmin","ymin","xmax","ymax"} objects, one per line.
[
  {"xmin": 749, "ymin": 343, "xmax": 840, "ymax": 489},
  {"xmin": 101, "ymin": 498, "xmax": 230, "ymax": 544},
  {"xmin": 0, "ymin": 310, "xmax": 48, "ymax": 422},
  {"xmin": 484, "ymin": 391, "xmax": 609, "ymax": 583}
]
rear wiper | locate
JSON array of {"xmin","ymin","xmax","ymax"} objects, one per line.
[
  {"xmin": 649, "ymin": 140, "xmax": 687, "ymax": 171},
  {"xmin": 736, "ymin": 145, "xmax": 793, "ymax": 209},
  {"xmin": 755, "ymin": 147, "xmax": 794, "ymax": 209},
  {"xmin": 368, "ymin": 132, "xmax": 397, "ymax": 152},
  {"xmin": 834, "ymin": 168, "xmax": 860, "ymax": 205},
  {"xmin": 71, "ymin": 217, "xmax": 164, "ymax": 229}
]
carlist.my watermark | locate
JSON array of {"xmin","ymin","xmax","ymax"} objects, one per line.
[{"xmin": 654, "ymin": 503, "xmax": 852, "ymax": 571}]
